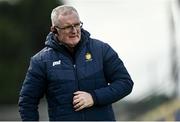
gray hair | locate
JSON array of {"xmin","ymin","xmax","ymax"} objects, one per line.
[{"xmin": 51, "ymin": 5, "xmax": 79, "ymax": 26}]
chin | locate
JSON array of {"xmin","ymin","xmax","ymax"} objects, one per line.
[
  {"xmin": 71, "ymin": 40, "xmax": 80, "ymax": 45},
  {"xmin": 67, "ymin": 42, "xmax": 78, "ymax": 48}
]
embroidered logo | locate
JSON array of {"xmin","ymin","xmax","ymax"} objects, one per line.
[
  {"xmin": 85, "ymin": 52, "xmax": 92, "ymax": 61},
  {"xmin": 52, "ymin": 60, "xmax": 61, "ymax": 66}
]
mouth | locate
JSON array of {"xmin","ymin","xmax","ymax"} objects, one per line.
[{"xmin": 69, "ymin": 35, "xmax": 78, "ymax": 39}]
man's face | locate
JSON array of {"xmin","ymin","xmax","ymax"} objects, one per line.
[{"xmin": 55, "ymin": 11, "xmax": 82, "ymax": 48}]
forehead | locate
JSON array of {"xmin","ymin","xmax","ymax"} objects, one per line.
[{"xmin": 58, "ymin": 11, "xmax": 80, "ymax": 25}]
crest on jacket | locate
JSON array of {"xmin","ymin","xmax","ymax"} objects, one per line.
[{"xmin": 85, "ymin": 52, "xmax": 92, "ymax": 61}]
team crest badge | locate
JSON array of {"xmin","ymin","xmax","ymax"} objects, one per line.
[{"xmin": 85, "ymin": 52, "xmax": 92, "ymax": 61}]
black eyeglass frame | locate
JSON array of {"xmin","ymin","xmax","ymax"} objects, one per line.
[{"xmin": 54, "ymin": 21, "xmax": 83, "ymax": 31}]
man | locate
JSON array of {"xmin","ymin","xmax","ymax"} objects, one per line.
[{"xmin": 18, "ymin": 5, "xmax": 134, "ymax": 121}]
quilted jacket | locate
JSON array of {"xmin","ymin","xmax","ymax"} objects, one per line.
[{"xmin": 18, "ymin": 29, "xmax": 133, "ymax": 121}]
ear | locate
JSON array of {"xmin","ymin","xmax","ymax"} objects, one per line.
[{"xmin": 51, "ymin": 26, "xmax": 58, "ymax": 35}]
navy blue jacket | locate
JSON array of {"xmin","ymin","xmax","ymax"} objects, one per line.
[{"xmin": 18, "ymin": 29, "xmax": 133, "ymax": 121}]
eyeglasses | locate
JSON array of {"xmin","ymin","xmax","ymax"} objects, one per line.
[{"xmin": 55, "ymin": 22, "xmax": 83, "ymax": 32}]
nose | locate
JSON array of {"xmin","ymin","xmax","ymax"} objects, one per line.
[{"xmin": 70, "ymin": 26, "xmax": 77, "ymax": 33}]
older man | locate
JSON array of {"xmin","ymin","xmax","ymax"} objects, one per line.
[{"xmin": 18, "ymin": 5, "xmax": 133, "ymax": 121}]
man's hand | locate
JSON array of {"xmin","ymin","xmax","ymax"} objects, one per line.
[{"xmin": 73, "ymin": 91, "xmax": 94, "ymax": 111}]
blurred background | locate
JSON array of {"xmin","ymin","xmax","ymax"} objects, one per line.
[{"xmin": 0, "ymin": 0, "xmax": 179, "ymax": 121}]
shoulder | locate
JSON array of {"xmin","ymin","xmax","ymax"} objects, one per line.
[
  {"xmin": 89, "ymin": 38, "xmax": 110, "ymax": 50},
  {"xmin": 31, "ymin": 47, "xmax": 54, "ymax": 62},
  {"xmin": 88, "ymin": 38, "xmax": 113, "ymax": 55}
]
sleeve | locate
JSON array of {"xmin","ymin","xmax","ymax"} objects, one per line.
[
  {"xmin": 92, "ymin": 43, "xmax": 134, "ymax": 106},
  {"xmin": 18, "ymin": 56, "xmax": 47, "ymax": 121}
]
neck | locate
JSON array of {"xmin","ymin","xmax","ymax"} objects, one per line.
[
  {"xmin": 56, "ymin": 39, "xmax": 76, "ymax": 53},
  {"xmin": 66, "ymin": 46, "xmax": 74, "ymax": 53}
]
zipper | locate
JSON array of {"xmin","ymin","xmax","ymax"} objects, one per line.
[
  {"xmin": 74, "ymin": 64, "xmax": 86, "ymax": 120},
  {"xmin": 72, "ymin": 59, "xmax": 86, "ymax": 120},
  {"xmin": 57, "ymin": 41, "xmax": 86, "ymax": 120},
  {"xmin": 73, "ymin": 64, "xmax": 80, "ymax": 90}
]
